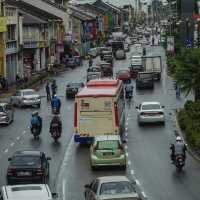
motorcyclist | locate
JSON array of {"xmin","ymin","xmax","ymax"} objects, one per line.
[
  {"xmin": 49, "ymin": 115, "xmax": 62, "ymax": 138},
  {"xmin": 51, "ymin": 95, "xmax": 61, "ymax": 114},
  {"xmin": 170, "ymin": 136, "xmax": 187, "ymax": 163},
  {"xmin": 30, "ymin": 111, "xmax": 42, "ymax": 134},
  {"xmin": 125, "ymin": 84, "xmax": 134, "ymax": 99}
]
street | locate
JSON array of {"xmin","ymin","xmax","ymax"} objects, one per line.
[{"xmin": 0, "ymin": 44, "xmax": 200, "ymax": 200}]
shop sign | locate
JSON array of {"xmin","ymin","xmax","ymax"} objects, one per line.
[{"xmin": 0, "ymin": 17, "xmax": 7, "ymax": 32}]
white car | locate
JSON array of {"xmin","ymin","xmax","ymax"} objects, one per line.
[
  {"xmin": 10, "ymin": 89, "xmax": 41, "ymax": 108},
  {"xmin": 136, "ymin": 101, "xmax": 165, "ymax": 125},
  {"xmin": 85, "ymin": 176, "xmax": 139, "ymax": 200}
]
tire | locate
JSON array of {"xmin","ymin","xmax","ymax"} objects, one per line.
[
  {"xmin": 18, "ymin": 101, "xmax": 23, "ymax": 108},
  {"xmin": 91, "ymin": 165, "xmax": 96, "ymax": 170},
  {"xmin": 121, "ymin": 164, "xmax": 126, "ymax": 170}
]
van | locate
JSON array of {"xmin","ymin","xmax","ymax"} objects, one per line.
[
  {"xmin": 136, "ymin": 72, "xmax": 154, "ymax": 89},
  {"xmin": 0, "ymin": 184, "xmax": 57, "ymax": 200}
]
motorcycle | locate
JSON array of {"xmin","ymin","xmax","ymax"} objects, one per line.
[
  {"xmin": 31, "ymin": 124, "xmax": 40, "ymax": 139},
  {"xmin": 52, "ymin": 106, "xmax": 60, "ymax": 115},
  {"xmin": 174, "ymin": 154, "xmax": 185, "ymax": 171},
  {"xmin": 50, "ymin": 126, "xmax": 61, "ymax": 142}
]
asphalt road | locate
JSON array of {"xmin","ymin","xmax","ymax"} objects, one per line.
[{"xmin": 0, "ymin": 42, "xmax": 200, "ymax": 200}]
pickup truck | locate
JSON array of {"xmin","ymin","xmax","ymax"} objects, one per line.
[{"xmin": 142, "ymin": 55, "xmax": 162, "ymax": 80}]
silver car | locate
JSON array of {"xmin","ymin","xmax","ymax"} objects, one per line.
[
  {"xmin": 85, "ymin": 176, "xmax": 139, "ymax": 200},
  {"xmin": 136, "ymin": 101, "xmax": 165, "ymax": 125},
  {"xmin": 0, "ymin": 103, "xmax": 14, "ymax": 125},
  {"xmin": 10, "ymin": 89, "xmax": 41, "ymax": 108}
]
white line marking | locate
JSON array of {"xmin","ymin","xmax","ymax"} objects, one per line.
[
  {"xmin": 126, "ymin": 153, "xmax": 129, "ymax": 157},
  {"xmin": 127, "ymin": 117, "xmax": 130, "ymax": 121},
  {"xmin": 125, "ymin": 127, "xmax": 128, "ymax": 131},
  {"xmin": 4, "ymin": 148, "xmax": 8, "ymax": 153},
  {"xmin": 22, "ymin": 130, "xmax": 26, "ymax": 135},
  {"xmin": 10, "ymin": 142, "xmax": 15, "ymax": 147},
  {"xmin": 16, "ymin": 136, "xmax": 20, "ymax": 141},
  {"xmin": 126, "ymin": 122, "xmax": 129, "ymax": 126},
  {"xmin": 135, "ymin": 179, "xmax": 140, "ymax": 186},
  {"xmin": 128, "ymin": 160, "xmax": 131, "ymax": 165},
  {"xmin": 62, "ymin": 179, "xmax": 66, "ymax": 200},
  {"xmin": 124, "ymin": 145, "xmax": 128, "ymax": 149},
  {"xmin": 142, "ymin": 191, "xmax": 147, "ymax": 198},
  {"xmin": 130, "ymin": 170, "xmax": 135, "ymax": 175}
]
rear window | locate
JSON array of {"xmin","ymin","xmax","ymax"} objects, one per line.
[
  {"xmin": 138, "ymin": 73, "xmax": 152, "ymax": 79},
  {"xmin": 12, "ymin": 186, "xmax": 42, "ymax": 192},
  {"xmin": 23, "ymin": 91, "xmax": 36, "ymax": 96},
  {"xmin": 11, "ymin": 156, "xmax": 41, "ymax": 166},
  {"xmin": 142, "ymin": 104, "xmax": 161, "ymax": 110},
  {"xmin": 100, "ymin": 181, "xmax": 134, "ymax": 195},
  {"xmin": 97, "ymin": 140, "xmax": 119, "ymax": 150}
]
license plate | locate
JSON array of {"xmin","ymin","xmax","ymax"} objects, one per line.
[
  {"xmin": 17, "ymin": 171, "xmax": 31, "ymax": 176},
  {"xmin": 103, "ymin": 152, "xmax": 113, "ymax": 156}
]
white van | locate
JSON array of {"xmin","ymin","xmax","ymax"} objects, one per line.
[{"xmin": 0, "ymin": 184, "xmax": 57, "ymax": 200}]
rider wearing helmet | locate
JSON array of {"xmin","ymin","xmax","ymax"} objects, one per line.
[
  {"xmin": 170, "ymin": 136, "xmax": 187, "ymax": 163},
  {"xmin": 51, "ymin": 94, "xmax": 61, "ymax": 113},
  {"xmin": 30, "ymin": 111, "xmax": 42, "ymax": 133}
]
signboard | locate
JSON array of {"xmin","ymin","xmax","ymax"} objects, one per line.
[
  {"xmin": 167, "ymin": 36, "xmax": 174, "ymax": 52},
  {"xmin": 0, "ymin": 17, "xmax": 6, "ymax": 32}
]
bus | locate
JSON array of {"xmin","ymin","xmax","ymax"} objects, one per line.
[{"xmin": 74, "ymin": 79, "xmax": 125, "ymax": 143}]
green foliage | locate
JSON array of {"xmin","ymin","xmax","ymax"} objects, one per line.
[{"xmin": 178, "ymin": 101, "xmax": 200, "ymax": 150}]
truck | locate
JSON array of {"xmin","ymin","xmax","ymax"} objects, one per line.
[{"xmin": 142, "ymin": 55, "xmax": 162, "ymax": 81}]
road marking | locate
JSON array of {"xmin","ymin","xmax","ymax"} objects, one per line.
[
  {"xmin": 130, "ymin": 170, "xmax": 135, "ymax": 175},
  {"xmin": 62, "ymin": 179, "xmax": 66, "ymax": 200},
  {"xmin": 126, "ymin": 122, "xmax": 129, "ymax": 126},
  {"xmin": 22, "ymin": 130, "xmax": 26, "ymax": 135},
  {"xmin": 126, "ymin": 152, "xmax": 129, "ymax": 157},
  {"xmin": 4, "ymin": 148, "xmax": 8, "ymax": 153},
  {"xmin": 125, "ymin": 145, "xmax": 128, "ymax": 149},
  {"xmin": 16, "ymin": 136, "xmax": 20, "ymax": 141},
  {"xmin": 128, "ymin": 160, "xmax": 131, "ymax": 165},
  {"xmin": 10, "ymin": 142, "xmax": 15, "ymax": 147},
  {"xmin": 125, "ymin": 127, "xmax": 128, "ymax": 131},
  {"xmin": 141, "ymin": 191, "xmax": 147, "ymax": 198},
  {"xmin": 127, "ymin": 117, "xmax": 130, "ymax": 121},
  {"xmin": 135, "ymin": 179, "xmax": 140, "ymax": 186}
]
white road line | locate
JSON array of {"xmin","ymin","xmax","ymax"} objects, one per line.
[
  {"xmin": 125, "ymin": 127, "xmax": 128, "ymax": 131},
  {"xmin": 4, "ymin": 148, "xmax": 8, "ymax": 153},
  {"xmin": 126, "ymin": 122, "xmax": 129, "ymax": 126},
  {"xmin": 10, "ymin": 142, "xmax": 15, "ymax": 147},
  {"xmin": 141, "ymin": 191, "xmax": 147, "ymax": 198},
  {"xmin": 135, "ymin": 179, "xmax": 140, "ymax": 186},
  {"xmin": 128, "ymin": 160, "xmax": 131, "ymax": 166},
  {"xmin": 124, "ymin": 145, "xmax": 128, "ymax": 149},
  {"xmin": 16, "ymin": 136, "xmax": 20, "ymax": 141},
  {"xmin": 126, "ymin": 152, "xmax": 129, "ymax": 157},
  {"xmin": 62, "ymin": 179, "xmax": 66, "ymax": 200},
  {"xmin": 127, "ymin": 117, "xmax": 130, "ymax": 121},
  {"xmin": 130, "ymin": 170, "xmax": 135, "ymax": 175},
  {"xmin": 22, "ymin": 130, "xmax": 26, "ymax": 135}
]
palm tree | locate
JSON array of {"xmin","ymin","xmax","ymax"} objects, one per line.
[{"xmin": 174, "ymin": 48, "xmax": 200, "ymax": 101}]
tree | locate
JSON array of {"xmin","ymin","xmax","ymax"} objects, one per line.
[{"xmin": 174, "ymin": 48, "xmax": 200, "ymax": 101}]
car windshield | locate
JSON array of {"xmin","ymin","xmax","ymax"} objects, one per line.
[
  {"xmin": 100, "ymin": 181, "xmax": 134, "ymax": 195},
  {"xmin": 69, "ymin": 83, "xmax": 82, "ymax": 88},
  {"xmin": 97, "ymin": 140, "xmax": 119, "ymax": 150},
  {"xmin": 23, "ymin": 91, "xmax": 36, "ymax": 96},
  {"xmin": 142, "ymin": 104, "xmax": 161, "ymax": 110},
  {"xmin": 11, "ymin": 156, "xmax": 41, "ymax": 166},
  {"xmin": 139, "ymin": 73, "xmax": 152, "ymax": 79}
]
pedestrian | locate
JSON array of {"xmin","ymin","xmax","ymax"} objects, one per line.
[
  {"xmin": 51, "ymin": 80, "xmax": 57, "ymax": 98},
  {"xmin": 45, "ymin": 81, "xmax": 51, "ymax": 101},
  {"xmin": 89, "ymin": 56, "xmax": 93, "ymax": 67}
]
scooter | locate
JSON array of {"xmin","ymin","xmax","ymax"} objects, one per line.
[
  {"xmin": 174, "ymin": 154, "xmax": 185, "ymax": 172},
  {"xmin": 50, "ymin": 127, "xmax": 61, "ymax": 142},
  {"xmin": 52, "ymin": 106, "xmax": 60, "ymax": 115},
  {"xmin": 31, "ymin": 125, "xmax": 41, "ymax": 139}
]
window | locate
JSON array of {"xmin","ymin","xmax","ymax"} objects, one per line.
[
  {"xmin": 91, "ymin": 180, "xmax": 98, "ymax": 194},
  {"xmin": 6, "ymin": 25, "xmax": 16, "ymax": 41}
]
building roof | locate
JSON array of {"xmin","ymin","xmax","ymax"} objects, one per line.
[{"xmin": 76, "ymin": 79, "xmax": 122, "ymax": 98}]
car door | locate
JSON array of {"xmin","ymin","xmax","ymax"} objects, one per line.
[
  {"xmin": 5, "ymin": 104, "xmax": 12, "ymax": 120},
  {"xmin": 89, "ymin": 180, "xmax": 99, "ymax": 200}
]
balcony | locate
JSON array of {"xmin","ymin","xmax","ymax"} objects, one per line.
[{"xmin": 6, "ymin": 40, "xmax": 18, "ymax": 55}]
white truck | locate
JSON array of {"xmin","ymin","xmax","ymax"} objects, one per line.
[{"xmin": 142, "ymin": 55, "xmax": 162, "ymax": 80}]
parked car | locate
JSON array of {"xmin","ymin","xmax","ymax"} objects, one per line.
[
  {"xmin": 115, "ymin": 49, "xmax": 126, "ymax": 60},
  {"xmin": 99, "ymin": 62, "xmax": 113, "ymax": 77},
  {"xmin": 116, "ymin": 70, "xmax": 131, "ymax": 82},
  {"xmin": 90, "ymin": 135, "xmax": 126, "ymax": 170},
  {"xmin": 66, "ymin": 82, "xmax": 84, "ymax": 98},
  {"xmin": 88, "ymin": 48, "xmax": 98, "ymax": 58},
  {"xmin": 1, "ymin": 184, "xmax": 58, "ymax": 200},
  {"xmin": 136, "ymin": 101, "xmax": 165, "ymax": 125},
  {"xmin": 84, "ymin": 176, "xmax": 139, "ymax": 200},
  {"xmin": 0, "ymin": 103, "xmax": 14, "ymax": 125},
  {"xmin": 7, "ymin": 150, "xmax": 51, "ymax": 185},
  {"xmin": 136, "ymin": 72, "xmax": 154, "ymax": 89},
  {"xmin": 10, "ymin": 89, "xmax": 41, "ymax": 108}
]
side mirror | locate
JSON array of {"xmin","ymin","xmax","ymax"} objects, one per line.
[
  {"xmin": 47, "ymin": 157, "xmax": 51, "ymax": 161},
  {"xmin": 52, "ymin": 193, "xmax": 58, "ymax": 198},
  {"xmin": 135, "ymin": 106, "xmax": 139, "ymax": 109},
  {"xmin": 8, "ymin": 157, "xmax": 11, "ymax": 161},
  {"xmin": 84, "ymin": 184, "xmax": 90, "ymax": 189}
]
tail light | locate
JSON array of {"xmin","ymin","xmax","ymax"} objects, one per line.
[
  {"xmin": 7, "ymin": 169, "xmax": 16, "ymax": 176},
  {"xmin": 141, "ymin": 112, "xmax": 148, "ymax": 116},
  {"xmin": 74, "ymin": 102, "xmax": 78, "ymax": 128},
  {"xmin": 36, "ymin": 168, "xmax": 44, "ymax": 175},
  {"xmin": 114, "ymin": 102, "xmax": 119, "ymax": 127}
]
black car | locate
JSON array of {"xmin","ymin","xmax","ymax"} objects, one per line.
[
  {"xmin": 7, "ymin": 150, "xmax": 51, "ymax": 184},
  {"xmin": 66, "ymin": 82, "xmax": 84, "ymax": 98},
  {"xmin": 136, "ymin": 72, "xmax": 154, "ymax": 89}
]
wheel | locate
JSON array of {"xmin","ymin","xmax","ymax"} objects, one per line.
[
  {"xmin": 121, "ymin": 164, "xmax": 126, "ymax": 170},
  {"xmin": 91, "ymin": 165, "xmax": 96, "ymax": 170},
  {"xmin": 18, "ymin": 101, "xmax": 23, "ymax": 108}
]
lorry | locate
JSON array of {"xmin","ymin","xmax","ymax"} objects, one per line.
[{"xmin": 142, "ymin": 55, "xmax": 162, "ymax": 80}]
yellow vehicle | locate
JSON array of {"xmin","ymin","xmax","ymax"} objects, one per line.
[{"xmin": 74, "ymin": 79, "xmax": 125, "ymax": 143}]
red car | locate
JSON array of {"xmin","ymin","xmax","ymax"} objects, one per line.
[{"xmin": 116, "ymin": 70, "xmax": 131, "ymax": 81}]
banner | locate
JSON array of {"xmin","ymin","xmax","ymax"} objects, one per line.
[{"xmin": 0, "ymin": 17, "xmax": 6, "ymax": 32}]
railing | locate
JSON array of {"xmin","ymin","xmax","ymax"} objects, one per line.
[{"xmin": 6, "ymin": 40, "xmax": 18, "ymax": 54}]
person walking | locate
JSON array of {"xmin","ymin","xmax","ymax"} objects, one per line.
[
  {"xmin": 51, "ymin": 80, "xmax": 57, "ymax": 98},
  {"xmin": 45, "ymin": 81, "xmax": 51, "ymax": 101}
]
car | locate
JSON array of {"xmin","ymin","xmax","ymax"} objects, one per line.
[
  {"xmin": 115, "ymin": 49, "xmax": 126, "ymax": 60},
  {"xmin": 0, "ymin": 103, "xmax": 14, "ymax": 125},
  {"xmin": 86, "ymin": 72, "xmax": 101, "ymax": 82},
  {"xmin": 116, "ymin": 70, "xmax": 131, "ymax": 81},
  {"xmin": 10, "ymin": 89, "xmax": 41, "ymax": 108},
  {"xmin": 90, "ymin": 135, "xmax": 126, "ymax": 170},
  {"xmin": 100, "ymin": 50, "xmax": 113, "ymax": 60},
  {"xmin": 84, "ymin": 176, "xmax": 139, "ymax": 200},
  {"xmin": 0, "ymin": 184, "xmax": 58, "ymax": 200},
  {"xmin": 7, "ymin": 150, "xmax": 51, "ymax": 185},
  {"xmin": 99, "ymin": 62, "xmax": 113, "ymax": 77},
  {"xmin": 66, "ymin": 57, "xmax": 77, "ymax": 69},
  {"xmin": 130, "ymin": 55, "xmax": 142, "ymax": 66},
  {"xmin": 136, "ymin": 101, "xmax": 165, "ymax": 125},
  {"xmin": 88, "ymin": 48, "xmax": 98, "ymax": 58},
  {"xmin": 66, "ymin": 82, "xmax": 84, "ymax": 98},
  {"xmin": 136, "ymin": 72, "xmax": 154, "ymax": 89}
]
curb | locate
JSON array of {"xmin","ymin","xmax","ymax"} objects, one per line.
[{"xmin": 174, "ymin": 109, "xmax": 200, "ymax": 162}]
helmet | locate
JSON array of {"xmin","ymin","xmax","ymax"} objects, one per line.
[
  {"xmin": 54, "ymin": 94, "xmax": 57, "ymax": 98},
  {"xmin": 32, "ymin": 111, "xmax": 38, "ymax": 116},
  {"xmin": 176, "ymin": 136, "xmax": 182, "ymax": 142}
]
